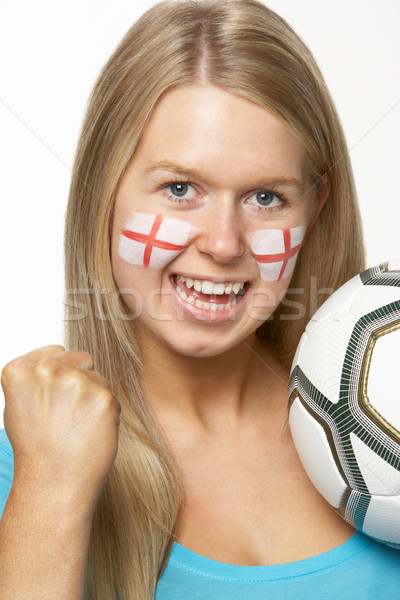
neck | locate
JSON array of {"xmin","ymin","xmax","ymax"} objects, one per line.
[{"xmin": 138, "ymin": 329, "xmax": 289, "ymax": 431}]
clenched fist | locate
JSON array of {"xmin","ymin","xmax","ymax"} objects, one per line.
[{"xmin": 1, "ymin": 345, "xmax": 120, "ymax": 513}]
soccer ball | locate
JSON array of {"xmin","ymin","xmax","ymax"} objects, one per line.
[{"xmin": 289, "ymin": 260, "xmax": 400, "ymax": 548}]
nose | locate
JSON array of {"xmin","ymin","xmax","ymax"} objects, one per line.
[{"xmin": 195, "ymin": 198, "xmax": 245, "ymax": 263}]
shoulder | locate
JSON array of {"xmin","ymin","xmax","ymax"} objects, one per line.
[{"xmin": 0, "ymin": 429, "xmax": 14, "ymax": 518}]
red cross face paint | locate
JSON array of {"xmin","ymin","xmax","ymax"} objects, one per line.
[
  {"xmin": 250, "ymin": 226, "xmax": 306, "ymax": 281},
  {"xmin": 118, "ymin": 212, "xmax": 197, "ymax": 269}
]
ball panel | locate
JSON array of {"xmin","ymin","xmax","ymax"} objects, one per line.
[
  {"xmin": 363, "ymin": 494, "xmax": 400, "ymax": 546},
  {"xmin": 367, "ymin": 326, "xmax": 400, "ymax": 433},
  {"xmin": 350, "ymin": 286, "xmax": 400, "ymax": 321},
  {"xmin": 300, "ymin": 311, "xmax": 357, "ymax": 404},
  {"xmin": 340, "ymin": 303, "xmax": 400, "ymax": 454},
  {"xmin": 290, "ymin": 366, "xmax": 358, "ymax": 492},
  {"xmin": 289, "ymin": 397, "xmax": 347, "ymax": 508},
  {"xmin": 305, "ymin": 273, "xmax": 362, "ymax": 337},
  {"xmin": 350, "ymin": 432, "xmax": 400, "ymax": 495}
]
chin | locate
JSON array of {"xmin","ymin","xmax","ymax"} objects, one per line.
[
  {"xmin": 159, "ymin": 328, "xmax": 252, "ymax": 359},
  {"xmin": 180, "ymin": 345, "xmax": 230, "ymax": 359}
]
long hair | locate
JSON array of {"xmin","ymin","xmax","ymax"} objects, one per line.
[{"xmin": 64, "ymin": 1, "xmax": 365, "ymax": 597}]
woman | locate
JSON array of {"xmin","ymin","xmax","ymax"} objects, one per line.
[{"xmin": 0, "ymin": 1, "xmax": 399, "ymax": 598}]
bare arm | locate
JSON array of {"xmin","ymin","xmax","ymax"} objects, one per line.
[
  {"xmin": 0, "ymin": 475, "xmax": 91, "ymax": 599},
  {"xmin": 0, "ymin": 345, "xmax": 120, "ymax": 599}
]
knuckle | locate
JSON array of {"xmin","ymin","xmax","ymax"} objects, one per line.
[
  {"xmin": 100, "ymin": 390, "xmax": 114, "ymax": 407},
  {"xmin": 35, "ymin": 357, "xmax": 61, "ymax": 378},
  {"xmin": 98, "ymin": 391, "xmax": 120, "ymax": 416},
  {"xmin": 79, "ymin": 351, "xmax": 94, "ymax": 365},
  {"xmin": 68, "ymin": 369, "xmax": 88, "ymax": 392},
  {"xmin": 43, "ymin": 344, "xmax": 65, "ymax": 354},
  {"xmin": 1, "ymin": 357, "xmax": 24, "ymax": 387},
  {"xmin": 56, "ymin": 368, "xmax": 89, "ymax": 397}
]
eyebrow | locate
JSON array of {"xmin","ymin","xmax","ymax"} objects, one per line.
[
  {"xmin": 143, "ymin": 161, "xmax": 204, "ymax": 180},
  {"xmin": 143, "ymin": 161, "xmax": 304, "ymax": 190}
]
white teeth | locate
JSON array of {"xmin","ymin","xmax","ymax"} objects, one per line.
[
  {"xmin": 201, "ymin": 281, "xmax": 214, "ymax": 294},
  {"xmin": 225, "ymin": 283, "xmax": 233, "ymax": 294},
  {"xmin": 175, "ymin": 276, "xmax": 247, "ymax": 311},
  {"xmin": 213, "ymin": 283, "xmax": 226, "ymax": 295},
  {"xmin": 179, "ymin": 276, "xmax": 246, "ymax": 296},
  {"xmin": 176, "ymin": 282, "xmax": 241, "ymax": 311},
  {"xmin": 232, "ymin": 282, "xmax": 241, "ymax": 294}
]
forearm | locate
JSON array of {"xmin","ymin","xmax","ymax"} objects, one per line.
[
  {"xmin": 0, "ymin": 478, "xmax": 92, "ymax": 600},
  {"xmin": 0, "ymin": 346, "xmax": 119, "ymax": 598}
]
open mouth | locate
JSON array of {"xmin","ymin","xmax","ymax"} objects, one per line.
[{"xmin": 172, "ymin": 275, "xmax": 249, "ymax": 311}]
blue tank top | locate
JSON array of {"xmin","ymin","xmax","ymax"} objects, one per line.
[
  {"xmin": 1, "ymin": 430, "xmax": 400, "ymax": 599},
  {"xmin": 156, "ymin": 533, "xmax": 400, "ymax": 599}
]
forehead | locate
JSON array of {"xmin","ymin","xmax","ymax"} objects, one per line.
[{"xmin": 132, "ymin": 84, "xmax": 310, "ymax": 187}]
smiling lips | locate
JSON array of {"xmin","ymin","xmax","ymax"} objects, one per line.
[{"xmin": 173, "ymin": 275, "xmax": 247, "ymax": 311}]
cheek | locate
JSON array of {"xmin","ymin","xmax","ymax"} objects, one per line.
[
  {"xmin": 247, "ymin": 277, "xmax": 292, "ymax": 323},
  {"xmin": 117, "ymin": 212, "xmax": 197, "ymax": 269},
  {"xmin": 112, "ymin": 257, "xmax": 143, "ymax": 301},
  {"xmin": 250, "ymin": 225, "xmax": 306, "ymax": 282},
  {"xmin": 111, "ymin": 257, "xmax": 164, "ymax": 321}
]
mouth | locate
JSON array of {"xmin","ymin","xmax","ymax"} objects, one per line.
[{"xmin": 171, "ymin": 274, "xmax": 249, "ymax": 312}]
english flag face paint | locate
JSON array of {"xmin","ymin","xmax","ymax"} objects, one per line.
[
  {"xmin": 118, "ymin": 212, "xmax": 196, "ymax": 269},
  {"xmin": 250, "ymin": 225, "xmax": 306, "ymax": 281}
]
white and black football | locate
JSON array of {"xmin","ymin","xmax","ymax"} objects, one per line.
[{"xmin": 289, "ymin": 260, "xmax": 400, "ymax": 548}]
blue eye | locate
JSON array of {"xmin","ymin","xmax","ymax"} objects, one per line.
[
  {"xmin": 170, "ymin": 182, "xmax": 189, "ymax": 197},
  {"xmin": 247, "ymin": 190, "xmax": 284, "ymax": 209},
  {"xmin": 165, "ymin": 181, "xmax": 197, "ymax": 201}
]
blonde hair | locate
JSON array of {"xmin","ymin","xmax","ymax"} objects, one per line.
[{"xmin": 64, "ymin": 0, "xmax": 365, "ymax": 597}]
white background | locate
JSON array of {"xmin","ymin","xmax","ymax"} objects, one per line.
[{"xmin": 1, "ymin": 1, "xmax": 399, "ymax": 422}]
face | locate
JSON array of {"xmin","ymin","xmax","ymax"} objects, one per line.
[{"xmin": 111, "ymin": 84, "xmax": 327, "ymax": 358}]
